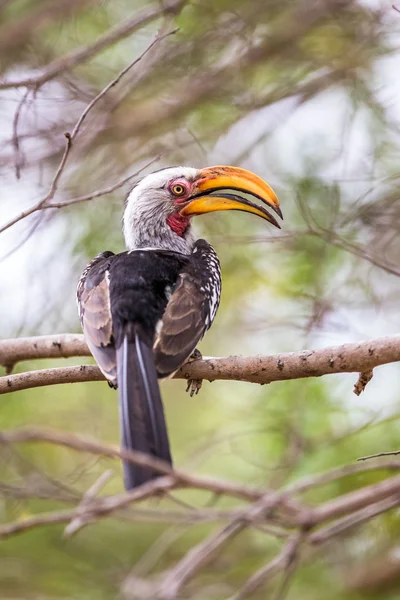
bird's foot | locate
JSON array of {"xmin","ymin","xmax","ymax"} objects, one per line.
[
  {"xmin": 186, "ymin": 378, "xmax": 202, "ymax": 397},
  {"xmin": 185, "ymin": 348, "xmax": 203, "ymax": 397},
  {"xmin": 187, "ymin": 348, "xmax": 202, "ymax": 362}
]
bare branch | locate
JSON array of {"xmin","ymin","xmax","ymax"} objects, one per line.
[
  {"xmin": 0, "ymin": 506, "xmax": 234, "ymax": 541},
  {"xmin": 0, "ymin": 132, "xmax": 72, "ymax": 234},
  {"xmin": 284, "ymin": 459, "xmax": 400, "ymax": 494},
  {"xmin": 67, "ymin": 28, "xmax": 178, "ymax": 145},
  {"xmin": 0, "ymin": 0, "xmax": 97, "ymax": 59},
  {"xmin": 2, "ymin": 334, "xmax": 400, "ymax": 393},
  {"xmin": 158, "ymin": 522, "xmax": 245, "ymax": 600},
  {"xmin": 304, "ymin": 473, "xmax": 400, "ymax": 527},
  {"xmin": 0, "ymin": 476, "xmax": 181, "ymax": 540},
  {"xmin": 2, "ymin": 424, "xmax": 400, "ymax": 600},
  {"xmin": 308, "ymin": 223, "xmax": 400, "ymax": 278},
  {"xmin": 64, "ymin": 469, "xmax": 113, "ymax": 537},
  {"xmin": 12, "ymin": 88, "xmax": 31, "ymax": 179},
  {"xmin": 0, "ymin": 334, "xmax": 89, "ymax": 366},
  {"xmin": 0, "ymin": 365, "xmax": 104, "ymax": 391},
  {"xmin": 0, "ymin": 2, "xmax": 185, "ymax": 91},
  {"xmin": 309, "ymin": 494, "xmax": 400, "ymax": 545},
  {"xmin": 46, "ymin": 155, "xmax": 163, "ymax": 209},
  {"xmin": 0, "ymin": 507, "xmax": 82, "ymax": 539},
  {"xmin": 0, "ymin": 427, "xmax": 274, "ymax": 504},
  {"xmin": 227, "ymin": 533, "xmax": 303, "ymax": 600},
  {"xmin": 156, "ymin": 491, "xmax": 287, "ymax": 600},
  {"xmin": 357, "ymin": 450, "xmax": 400, "ymax": 461},
  {"xmin": 0, "ymin": 29, "xmax": 177, "ymax": 235}
]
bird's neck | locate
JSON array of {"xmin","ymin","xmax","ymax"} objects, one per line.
[{"xmin": 124, "ymin": 210, "xmax": 196, "ymax": 255}]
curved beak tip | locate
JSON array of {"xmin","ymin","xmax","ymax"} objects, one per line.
[{"xmin": 188, "ymin": 165, "xmax": 283, "ymax": 227}]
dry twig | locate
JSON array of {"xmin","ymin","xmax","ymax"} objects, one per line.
[
  {"xmin": 309, "ymin": 494, "xmax": 400, "ymax": 545},
  {"xmin": 156, "ymin": 491, "xmax": 287, "ymax": 600},
  {"xmin": 1, "ymin": 426, "xmax": 400, "ymax": 597},
  {"xmin": 284, "ymin": 458, "xmax": 400, "ymax": 494},
  {"xmin": 357, "ymin": 450, "xmax": 400, "ymax": 461},
  {"xmin": 64, "ymin": 469, "xmax": 113, "ymax": 537},
  {"xmin": 0, "ymin": 2, "xmax": 184, "ymax": 91},
  {"xmin": 46, "ymin": 155, "xmax": 162, "ymax": 209},
  {"xmin": 0, "ymin": 29, "xmax": 177, "ymax": 235},
  {"xmin": 0, "ymin": 427, "xmax": 277, "ymax": 504},
  {"xmin": 228, "ymin": 533, "xmax": 303, "ymax": 600}
]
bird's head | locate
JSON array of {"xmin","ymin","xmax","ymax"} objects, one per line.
[{"xmin": 124, "ymin": 165, "xmax": 282, "ymax": 253}]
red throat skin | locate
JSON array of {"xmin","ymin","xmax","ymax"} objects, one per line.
[{"xmin": 166, "ymin": 212, "xmax": 190, "ymax": 237}]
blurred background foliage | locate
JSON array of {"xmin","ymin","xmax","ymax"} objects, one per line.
[{"xmin": 1, "ymin": 0, "xmax": 400, "ymax": 598}]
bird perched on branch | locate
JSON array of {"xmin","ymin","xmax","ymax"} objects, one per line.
[{"xmin": 77, "ymin": 165, "xmax": 282, "ymax": 489}]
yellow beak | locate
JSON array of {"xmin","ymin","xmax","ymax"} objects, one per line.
[{"xmin": 179, "ymin": 165, "xmax": 282, "ymax": 228}]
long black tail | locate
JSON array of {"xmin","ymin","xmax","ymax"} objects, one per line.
[{"xmin": 116, "ymin": 325, "xmax": 172, "ymax": 489}]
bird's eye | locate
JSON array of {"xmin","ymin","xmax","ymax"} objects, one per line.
[{"xmin": 172, "ymin": 184, "xmax": 186, "ymax": 196}]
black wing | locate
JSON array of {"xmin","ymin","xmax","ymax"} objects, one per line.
[
  {"xmin": 77, "ymin": 249, "xmax": 188, "ymax": 489},
  {"xmin": 77, "ymin": 251, "xmax": 117, "ymax": 385},
  {"xmin": 154, "ymin": 239, "xmax": 221, "ymax": 378},
  {"xmin": 77, "ymin": 244, "xmax": 221, "ymax": 489}
]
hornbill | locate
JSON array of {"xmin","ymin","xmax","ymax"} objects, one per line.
[{"xmin": 77, "ymin": 165, "xmax": 282, "ymax": 489}]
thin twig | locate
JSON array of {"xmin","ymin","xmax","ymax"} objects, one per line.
[
  {"xmin": 0, "ymin": 133, "xmax": 72, "ymax": 234},
  {"xmin": 284, "ymin": 458, "xmax": 400, "ymax": 494},
  {"xmin": 64, "ymin": 469, "xmax": 113, "ymax": 537},
  {"xmin": 12, "ymin": 88, "xmax": 31, "ymax": 179},
  {"xmin": 0, "ymin": 29, "xmax": 177, "ymax": 235},
  {"xmin": 303, "ymin": 473, "xmax": 400, "ymax": 527},
  {"xmin": 273, "ymin": 545, "xmax": 301, "ymax": 600},
  {"xmin": 227, "ymin": 532, "xmax": 303, "ymax": 600},
  {"xmin": 0, "ymin": 504, "xmax": 248, "ymax": 541},
  {"xmin": 0, "ymin": 508, "xmax": 82, "ymax": 539},
  {"xmin": 0, "ymin": 1, "xmax": 185, "ymax": 90},
  {"xmin": 68, "ymin": 28, "xmax": 179, "ymax": 145},
  {"xmin": 358, "ymin": 450, "xmax": 400, "ymax": 461},
  {"xmin": 158, "ymin": 491, "xmax": 286, "ymax": 600},
  {"xmin": 46, "ymin": 155, "xmax": 163, "ymax": 209},
  {"xmin": 0, "ymin": 427, "xmax": 273, "ymax": 504},
  {"xmin": 309, "ymin": 494, "xmax": 400, "ymax": 544}
]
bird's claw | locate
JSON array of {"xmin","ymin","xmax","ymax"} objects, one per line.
[
  {"xmin": 186, "ymin": 378, "xmax": 202, "ymax": 397},
  {"xmin": 185, "ymin": 349, "xmax": 203, "ymax": 396},
  {"xmin": 187, "ymin": 348, "xmax": 202, "ymax": 362}
]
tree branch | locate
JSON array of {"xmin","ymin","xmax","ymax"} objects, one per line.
[
  {"xmin": 309, "ymin": 494, "xmax": 400, "ymax": 545},
  {"xmin": 0, "ymin": 0, "xmax": 97, "ymax": 59},
  {"xmin": 0, "ymin": 427, "xmax": 274, "ymax": 504},
  {"xmin": 227, "ymin": 532, "xmax": 303, "ymax": 600},
  {"xmin": 357, "ymin": 450, "xmax": 400, "ymax": 461},
  {"xmin": 0, "ymin": 1, "xmax": 185, "ymax": 90},
  {"xmin": 1, "ymin": 334, "xmax": 400, "ymax": 393},
  {"xmin": 2, "ymin": 425, "xmax": 400, "ymax": 598},
  {"xmin": 303, "ymin": 473, "xmax": 400, "ymax": 527},
  {"xmin": 0, "ymin": 29, "xmax": 177, "ymax": 235},
  {"xmin": 44, "ymin": 155, "xmax": 162, "ymax": 210},
  {"xmin": 0, "ymin": 334, "xmax": 89, "ymax": 364},
  {"xmin": 0, "ymin": 365, "xmax": 104, "ymax": 390},
  {"xmin": 155, "ymin": 490, "xmax": 288, "ymax": 600},
  {"xmin": 284, "ymin": 458, "xmax": 400, "ymax": 494}
]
